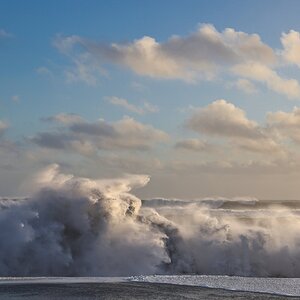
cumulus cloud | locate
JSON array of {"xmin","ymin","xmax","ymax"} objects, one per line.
[
  {"xmin": 107, "ymin": 96, "xmax": 158, "ymax": 114},
  {"xmin": 267, "ymin": 106, "xmax": 300, "ymax": 144},
  {"xmin": 185, "ymin": 100, "xmax": 281, "ymax": 154},
  {"xmin": 186, "ymin": 99, "xmax": 260, "ymax": 138},
  {"xmin": 107, "ymin": 117, "xmax": 168, "ymax": 150},
  {"xmin": 53, "ymin": 23, "xmax": 300, "ymax": 98},
  {"xmin": 232, "ymin": 62, "xmax": 300, "ymax": 99},
  {"xmin": 54, "ymin": 24, "xmax": 275, "ymax": 81},
  {"xmin": 281, "ymin": 30, "xmax": 300, "ymax": 67},
  {"xmin": 31, "ymin": 114, "xmax": 168, "ymax": 153}
]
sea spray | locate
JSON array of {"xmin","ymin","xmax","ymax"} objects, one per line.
[{"xmin": 0, "ymin": 164, "xmax": 300, "ymax": 277}]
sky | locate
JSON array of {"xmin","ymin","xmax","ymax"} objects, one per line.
[{"xmin": 2, "ymin": 0, "xmax": 300, "ymax": 199}]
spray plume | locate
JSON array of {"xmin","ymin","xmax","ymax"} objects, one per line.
[{"xmin": 0, "ymin": 164, "xmax": 300, "ymax": 277}]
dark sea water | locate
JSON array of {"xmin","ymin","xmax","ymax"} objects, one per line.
[{"xmin": 0, "ymin": 282, "xmax": 295, "ymax": 300}]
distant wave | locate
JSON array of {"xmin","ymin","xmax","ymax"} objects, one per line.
[{"xmin": 0, "ymin": 164, "xmax": 300, "ymax": 277}]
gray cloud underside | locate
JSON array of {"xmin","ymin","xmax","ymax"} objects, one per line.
[{"xmin": 31, "ymin": 115, "xmax": 168, "ymax": 153}]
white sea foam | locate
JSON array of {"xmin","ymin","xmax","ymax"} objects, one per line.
[{"xmin": 130, "ymin": 275, "xmax": 300, "ymax": 297}]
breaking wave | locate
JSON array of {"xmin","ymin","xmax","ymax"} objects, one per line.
[{"xmin": 1, "ymin": 164, "xmax": 300, "ymax": 277}]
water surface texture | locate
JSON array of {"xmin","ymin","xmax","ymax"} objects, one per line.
[{"xmin": 0, "ymin": 282, "xmax": 295, "ymax": 300}]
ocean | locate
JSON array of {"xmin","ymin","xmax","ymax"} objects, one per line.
[
  {"xmin": 1, "ymin": 172, "xmax": 300, "ymax": 297},
  {"xmin": 0, "ymin": 276, "xmax": 298, "ymax": 299}
]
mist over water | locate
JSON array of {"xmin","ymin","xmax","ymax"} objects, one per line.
[{"xmin": 1, "ymin": 164, "xmax": 300, "ymax": 277}]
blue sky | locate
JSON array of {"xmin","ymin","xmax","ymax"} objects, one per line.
[
  {"xmin": 1, "ymin": 0, "xmax": 299, "ymax": 129},
  {"xmin": 2, "ymin": 0, "xmax": 300, "ymax": 199}
]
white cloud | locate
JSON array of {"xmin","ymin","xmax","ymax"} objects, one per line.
[
  {"xmin": 267, "ymin": 106, "xmax": 300, "ymax": 144},
  {"xmin": 107, "ymin": 96, "xmax": 158, "ymax": 114},
  {"xmin": 185, "ymin": 99, "xmax": 281, "ymax": 154},
  {"xmin": 55, "ymin": 24, "xmax": 300, "ymax": 98},
  {"xmin": 64, "ymin": 56, "xmax": 98, "ymax": 86},
  {"xmin": 108, "ymin": 96, "xmax": 139, "ymax": 113},
  {"xmin": 186, "ymin": 99, "xmax": 260, "ymax": 138},
  {"xmin": 53, "ymin": 35, "xmax": 105, "ymax": 85},
  {"xmin": 232, "ymin": 62, "xmax": 300, "ymax": 99},
  {"xmin": 54, "ymin": 25, "xmax": 300, "ymax": 98},
  {"xmin": 230, "ymin": 78, "xmax": 257, "ymax": 94},
  {"xmin": 110, "ymin": 117, "xmax": 167, "ymax": 150},
  {"xmin": 109, "ymin": 23, "xmax": 275, "ymax": 80},
  {"xmin": 281, "ymin": 30, "xmax": 300, "ymax": 67}
]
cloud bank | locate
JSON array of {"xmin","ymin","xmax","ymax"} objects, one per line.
[
  {"xmin": 32, "ymin": 115, "xmax": 168, "ymax": 153},
  {"xmin": 54, "ymin": 24, "xmax": 300, "ymax": 98}
]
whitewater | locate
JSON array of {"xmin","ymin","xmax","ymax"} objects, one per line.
[{"xmin": 1, "ymin": 164, "xmax": 300, "ymax": 279}]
